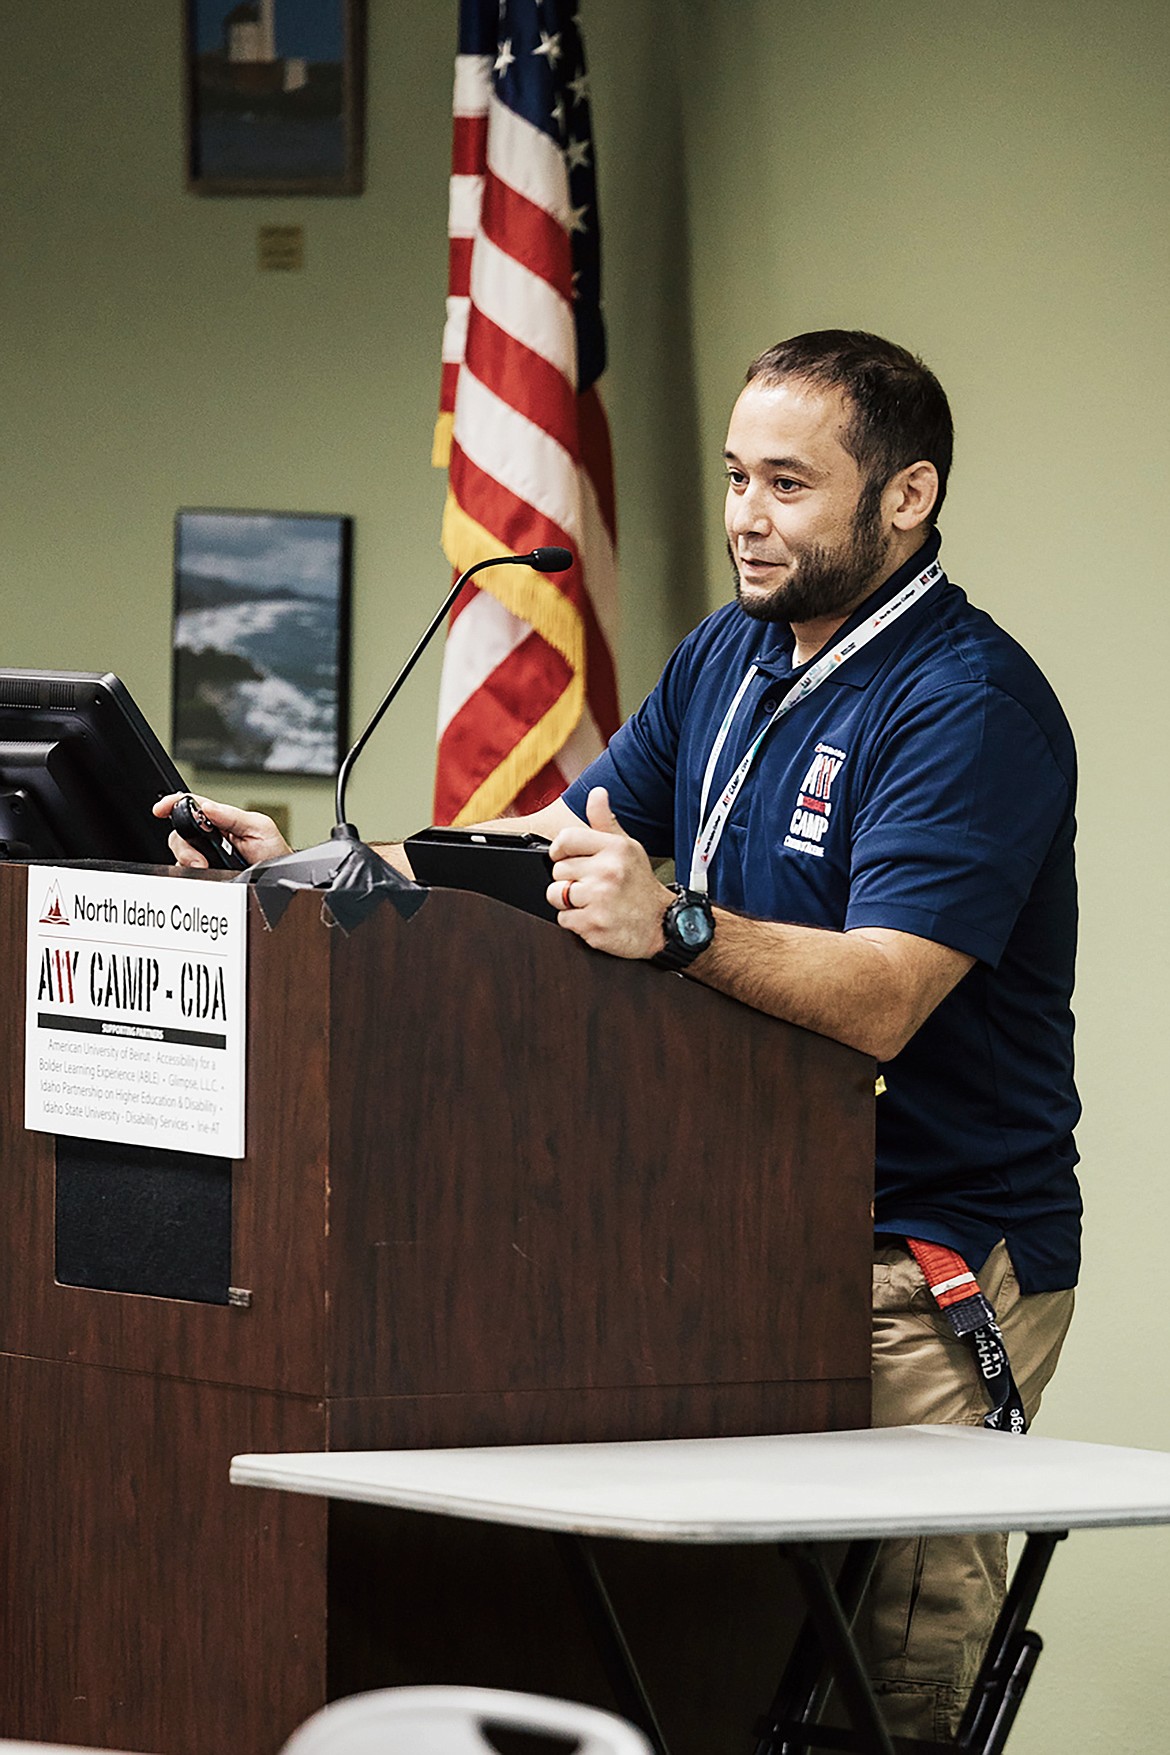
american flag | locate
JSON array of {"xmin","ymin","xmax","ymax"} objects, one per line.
[{"xmin": 432, "ymin": 0, "xmax": 620, "ymax": 824}]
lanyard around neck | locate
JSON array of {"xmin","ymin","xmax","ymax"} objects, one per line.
[{"xmin": 688, "ymin": 556, "xmax": 943, "ymax": 893}]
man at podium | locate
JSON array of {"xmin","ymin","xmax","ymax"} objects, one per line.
[{"xmin": 163, "ymin": 330, "xmax": 1079, "ymax": 1744}]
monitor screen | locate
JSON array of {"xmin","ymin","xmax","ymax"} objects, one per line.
[{"xmin": 0, "ymin": 670, "xmax": 187, "ymax": 865}]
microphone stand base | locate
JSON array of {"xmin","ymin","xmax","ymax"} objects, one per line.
[{"xmin": 236, "ymin": 824, "xmax": 427, "ymax": 931}]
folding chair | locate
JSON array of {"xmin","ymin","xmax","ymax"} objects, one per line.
[{"xmin": 278, "ymin": 1685, "xmax": 654, "ymax": 1755}]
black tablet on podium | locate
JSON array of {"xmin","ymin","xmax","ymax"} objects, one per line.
[{"xmin": 404, "ymin": 827, "xmax": 556, "ymax": 922}]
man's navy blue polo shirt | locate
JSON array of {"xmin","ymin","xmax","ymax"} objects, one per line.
[{"xmin": 562, "ymin": 531, "xmax": 1081, "ymax": 1293}]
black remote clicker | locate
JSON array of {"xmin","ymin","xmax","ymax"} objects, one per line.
[{"xmin": 169, "ymin": 795, "xmax": 249, "ymax": 871}]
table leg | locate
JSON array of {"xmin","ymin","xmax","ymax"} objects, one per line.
[
  {"xmin": 555, "ymin": 1533, "xmax": 672, "ymax": 1755},
  {"xmin": 956, "ymin": 1531, "xmax": 1066, "ymax": 1754},
  {"xmin": 778, "ymin": 1544, "xmax": 896, "ymax": 1755},
  {"xmin": 755, "ymin": 1528, "xmax": 1066, "ymax": 1755},
  {"xmin": 754, "ymin": 1540, "xmax": 882, "ymax": 1754}
]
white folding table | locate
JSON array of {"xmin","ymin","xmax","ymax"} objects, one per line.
[{"xmin": 231, "ymin": 1424, "xmax": 1170, "ymax": 1755}]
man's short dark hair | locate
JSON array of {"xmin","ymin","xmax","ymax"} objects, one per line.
[{"xmin": 745, "ymin": 330, "xmax": 954, "ymax": 520}]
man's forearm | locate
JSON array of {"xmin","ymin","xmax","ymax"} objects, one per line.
[
  {"xmin": 546, "ymin": 787, "xmax": 974, "ymax": 1054},
  {"xmin": 691, "ymin": 910, "xmax": 972, "ymax": 1061}
]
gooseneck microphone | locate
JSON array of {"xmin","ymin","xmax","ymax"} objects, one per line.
[
  {"xmin": 334, "ymin": 545, "xmax": 572, "ymax": 828},
  {"xmin": 234, "ymin": 546, "xmax": 574, "ymax": 906}
]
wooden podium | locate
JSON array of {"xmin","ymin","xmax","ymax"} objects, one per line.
[{"xmin": 0, "ymin": 860, "xmax": 873, "ymax": 1755}]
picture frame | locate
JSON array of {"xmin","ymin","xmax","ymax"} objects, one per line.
[
  {"xmin": 184, "ymin": 0, "xmax": 366, "ymax": 196},
  {"xmin": 172, "ymin": 509, "xmax": 352, "ymax": 778}
]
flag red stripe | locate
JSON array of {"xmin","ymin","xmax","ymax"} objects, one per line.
[
  {"xmin": 443, "ymin": 531, "xmax": 616, "ymax": 738},
  {"xmin": 443, "ymin": 633, "xmax": 572, "ymax": 757},
  {"xmin": 447, "ymin": 448, "xmax": 615, "ymax": 657},
  {"xmin": 463, "ymin": 315, "xmax": 579, "ymax": 459},
  {"xmin": 480, "ymin": 170, "xmax": 573, "ymax": 293},
  {"xmin": 435, "ymin": 633, "xmax": 573, "ymax": 821},
  {"xmin": 452, "ymin": 115, "xmax": 487, "ymax": 175},
  {"xmin": 448, "ymin": 442, "xmax": 579, "ymax": 585},
  {"xmin": 447, "ymin": 235, "xmax": 473, "ymax": 294}
]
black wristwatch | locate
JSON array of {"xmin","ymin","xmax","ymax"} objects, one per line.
[{"xmin": 653, "ymin": 883, "xmax": 715, "ymax": 971}]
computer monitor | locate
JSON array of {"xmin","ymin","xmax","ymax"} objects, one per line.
[{"xmin": 0, "ymin": 670, "xmax": 186, "ymax": 864}]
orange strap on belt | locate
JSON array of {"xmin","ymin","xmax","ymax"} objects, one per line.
[
  {"xmin": 905, "ymin": 1238, "xmax": 1027, "ymax": 1435},
  {"xmin": 906, "ymin": 1238, "xmax": 992, "ymax": 1324}
]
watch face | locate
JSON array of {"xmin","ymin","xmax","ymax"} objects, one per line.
[{"xmin": 675, "ymin": 904, "xmax": 712, "ymax": 948}]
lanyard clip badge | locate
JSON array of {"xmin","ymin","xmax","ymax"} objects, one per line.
[{"xmin": 906, "ymin": 1238, "xmax": 1028, "ymax": 1435}]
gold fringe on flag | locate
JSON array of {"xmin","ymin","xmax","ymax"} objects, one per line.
[{"xmin": 439, "ymin": 490, "xmax": 586, "ymax": 822}]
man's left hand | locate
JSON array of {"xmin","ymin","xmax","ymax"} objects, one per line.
[{"xmin": 547, "ymin": 787, "xmax": 670, "ymax": 959}]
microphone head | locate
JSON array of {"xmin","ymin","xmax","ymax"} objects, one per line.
[{"xmin": 527, "ymin": 545, "xmax": 573, "ymax": 573}]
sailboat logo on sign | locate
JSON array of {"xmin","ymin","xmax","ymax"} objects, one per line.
[{"xmin": 39, "ymin": 881, "xmax": 70, "ymax": 928}]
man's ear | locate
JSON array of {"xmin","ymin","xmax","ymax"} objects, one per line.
[{"xmin": 885, "ymin": 460, "xmax": 939, "ymax": 531}]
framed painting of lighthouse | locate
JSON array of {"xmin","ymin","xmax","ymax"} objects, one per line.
[{"xmin": 184, "ymin": 0, "xmax": 366, "ymax": 195}]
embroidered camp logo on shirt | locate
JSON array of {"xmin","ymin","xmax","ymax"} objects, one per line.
[{"xmin": 783, "ymin": 742, "xmax": 846, "ymax": 859}]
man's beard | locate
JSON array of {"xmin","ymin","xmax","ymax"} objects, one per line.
[{"xmin": 730, "ymin": 481, "xmax": 891, "ymax": 626}]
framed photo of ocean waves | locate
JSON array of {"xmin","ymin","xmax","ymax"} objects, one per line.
[{"xmin": 172, "ymin": 509, "xmax": 352, "ymax": 778}]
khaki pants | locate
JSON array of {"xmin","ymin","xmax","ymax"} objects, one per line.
[{"xmin": 863, "ymin": 1240, "xmax": 1075, "ymax": 1743}]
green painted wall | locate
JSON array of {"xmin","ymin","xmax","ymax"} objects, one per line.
[{"xmin": 3, "ymin": 2, "xmax": 1169, "ymax": 1749}]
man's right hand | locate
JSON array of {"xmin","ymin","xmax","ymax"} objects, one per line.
[{"xmin": 154, "ymin": 793, "xmax": 291, "ymax": 869}]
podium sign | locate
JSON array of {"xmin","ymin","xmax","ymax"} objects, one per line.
[{"xmin": 24, "ymin": 866, "xmax": 247, "ymax": 1157}]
